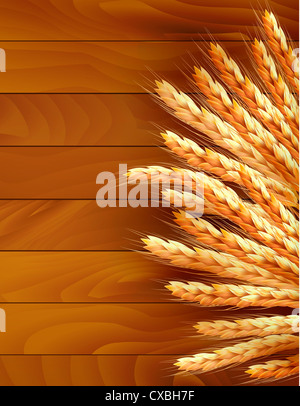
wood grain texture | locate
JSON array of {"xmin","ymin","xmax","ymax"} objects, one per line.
[
  {"xmin": 0, "ymin": 0, "xmax": 298, "ymax": 387},
  {"xmin": 0, "ymin": 92, "xmax": 290, "ymax": 147},
  {"xmin": 0, "ymin": 146, "xmax": 182, "ymax": 198},
  {"xmin": 0, "ymin": 0, "xmax": 298, "ymax": 40},
  {"xmin": 0, "ymin": 94, "xmax": 171, "ymax": 146},
  {"xmin": 0, "ymin": 41, "xmax": 298, "ymax": 93},
  {"xmin": 0, "ymin": 200, "xmax": 179, "ymax": 250},
  {"xmin": 0, "ymin": 252, "xmax": 186, "ymax": 303},
  {"xmin": 2, "ymin": 355, "xmax": 296, "ymax": 386},
  {"xmin": 0, "ymin": 303, "xmax": 214, "ymax": 354}
]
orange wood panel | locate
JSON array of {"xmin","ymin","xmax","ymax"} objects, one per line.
[
  {"xmin": 0, "ymin": 0, "xmax": 298, "ymax": 388},
  {"xmin": 1, "ymin": 41, "xmax": 298, "ymax": 93},
  {"xmin": 0, "ymin": 0, "xmax": 297, "ymax": 40},
  {"xmin": 0, "ymin": 94, "xmax": 173, "ymax": 146},
  {"xmin": 0, "ymin": 303, "xmax": 214, "ymax": 354},
  {"xmin": 0, "ymin": 146, "xmax": 180, "ymax": 198},
  {"xmin": 0, "ymin": 200, "xmax": 181, "ymax": 250},
  {"xmin": 0, "ymin": 92, "xmax": 283, "ymax": 147},
  {"xmin": 0, "ymin": 251, "xmax": 187, "ymax": 303},
  {"xmin": 0, "ymin": 355, "xmax": 297, "ymax": 386}
]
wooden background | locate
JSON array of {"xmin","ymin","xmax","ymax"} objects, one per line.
[{"xmin": 0, "ymin": 0, "xmax": 298, "ymax": 386}]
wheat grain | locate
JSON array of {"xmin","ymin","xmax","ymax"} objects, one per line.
[
  {"xmin": 238, "ymin": 165, "xmax": 299, "ymax": 237},
  {"xmin": 175, "ymin": 334, "xmax": 298, "ymax": 372},
  {"xmin": 208, "ymin": 42, "xmax": 299, "ymax": 140},
  {"xmin": 252, "ymin": 38, "xmax": 299, "ymax": 133},
  {"xmin": 155, "ymin": 80, "xmax": 288, "ymax": 185},
  {"xmin": 165, "ymin": 178, "xmax": 299, "ymax": 263},
  {"xmin": 162, "ymin": 130, "xmax": 297, "ymax": 206},
  {"xmin": 132, "ymin": 9, "xmax": 299, "ymax": 381},
  {"xmin": 166, "ymin": 281, "xmax": 298, "ymax": 308},
  {"xmin": 262, "ymin": 11, "xmax": 299, "ymax": 92},
  {"xmin": 173, "ymin": 210, "xmax": 298, "ymax": 280},
  {"xmin": 246, "ymin": 355, "xmax": 299, "ymax": 379},
  {"xmin": 194, "ymin": 315, "xmax": 299, "ymax": 338},
  {"xmin": 129, "ymin": 165, "xmax": 299, "ymax": 262},
  {"xmin": 143, "ymin": 236, "xmax": 295, "ymax": 289},
  {"xmin": 194, "ymin": 65, "xmax": 299, "ymax": 165}
]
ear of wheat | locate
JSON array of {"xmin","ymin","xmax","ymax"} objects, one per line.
[{"xmin": 130, "ymin": 10, "xmax": 299, "ymax": 383}]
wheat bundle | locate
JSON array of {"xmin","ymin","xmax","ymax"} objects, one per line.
[{"xmin": 131, "ymin": 10, "xmax": 299, "ymax": 382}]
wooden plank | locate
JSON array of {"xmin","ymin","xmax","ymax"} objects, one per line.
[
  {"xmin": 0, "ymin": 251, "xmax": 187, "ymax": 303},
  {"xmin": 0, "ymin": 92, "xmax": 283, "ymax": 147},
  {"xmin": 0, "ymin": 0, "xmax": 297, "ymax": 40},
  {"xmin": 1, "ymin": 41, "xmax": 298, "ymax": 93},
  {"xmin": 0, "ymin": 200, "xmax": 181, "ymax": 250},
  {"xmin": 0, "ymin": 355, "xmax": 297, "ymax": 386},
  {"xmin": 0, "ymin": 303, "xmax": 216, "ymax": 354},
  {"xmin": 0, "ymin": 94, "xmax": 173, "ymax": 146},
  {"xmin": 0, "ymin": 146, "xmax": 181, "ymax": 199}
]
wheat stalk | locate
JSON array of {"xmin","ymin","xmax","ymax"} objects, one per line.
[
  {"xmin": 156, "ymin": 80, "xmax": 288, "ymax": 184},
  {"xmin": 262, "ymin": 11, "xmax": 299, "ymax": 92},
  {"xmin": 175, "ymin": 335, "xmax": 298, "ymax": 372},
  {"xmin": 173, "ymin": 211, "xmax": 298, "ymax": 281},
  {"xmin": 130, "ymin": 166, "xmax": 298, "ymax": 262},
  {"xmin": 207, "ymin": 43, "xmax": 299, "ymax": 149},
  {"xmin": 143, "ymin": 236, "xmax": 295, "ymax": 289},
  {"xmin": 131, "ymin": 165, "xmax": 299, "ymax": 267},
  {"xmin": 200, "ymin": 188, "xmax": 297, "ymax": 262},
  {"xmin": 238, "ymin": 166, "xmax": 299, "ymax": 237},
  {"xmin": 166, "ymin": 281, "xmax": 298, "ymax": 308},
  {"xmin": 162, "ymin": 130, "xmax": 298, "ymax": 206},
  {"xmin": 252, "ymin": 39, "xmax": 299, "ymax": 133},
  {"xmin": 194, "ymin": 65, "xmax": 299, "ymax": 166},
  {"xmin": 132, "ymin": 9, "xmax": 299, "ymax": 381},
  {"xmin": 246, "ymin": 355, "xmax": 299, "ymax": 379},
  {"xmin": 194, "ymin": 315, "xmax": 299, "ymax": 338}
]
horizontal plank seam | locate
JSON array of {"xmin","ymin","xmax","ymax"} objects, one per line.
[
  {"xmin": 0, "ymin": 145, "xmax": 166, "ymax": 148},
  {"xmin": 0, "ymin": 302, "xmax": 181, "ymax": 304},
  {"xmin": 0, "ymin": 92, "xmax": 296, "ymax": 95},
  {"xmin": 0, "ymin": 353, "xmax": 293, "ymax": 356},
  {"xmin": 0, "ymin": 199, "xmax": 167, "ymax": 201},
  {"xmin": 0, "ymin": 354, "xmax": 191, "ymax": 356},
  {"xmin": 0, "ymin": 250, "xmax": 142, "ymax": 252},
  {"xmin": 0, "ymin": 39, "xmax": 297, "ymax": 42}
]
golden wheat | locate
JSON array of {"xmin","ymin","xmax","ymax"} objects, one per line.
[
  {"xmin": 162, "ymin": 130, "xmax": 298, "ymax": 206},
  {"xmin": 246, "ymin": 355, "xmax": 299, "ymax": 379},
  {"xmin": 173, "ymin": 211, "xmax": 298, "ymax": 280},
  {"xmin": 262, "ymin": 11, "xmax": 299, "ymax": 92},
  {"xmin": 166, "ymin": 281, "xmax": 298, "ymax": 308},
  {"xmin": 131, "ymin": 9, "xmax": 299, "ymax": 382},
  {"xmin": 252, "ymin": 39, "xmax": 299, "ymax": 132},
  {"xmin": 194, "ymin": 316, "xmax": 298, "ymax": 338},
  {"xmin": 207, "ymin": 43, "xmax": 299, "ymax": 149},
  {"xmin": 156, "ymin": 80, "xmax": 288, "ymax": 184},
  {"xmin": 131, "ymin": 166, "xmax": 299, "ymax": 263},
  {"xmin": 143, "ymin": 236, "xmax": 295, "ymax": 289},
  {"xmin": 175, "ymin": 335, "xmax": 298, "ymax": 372},
  {"xmin": 194, "ymin": 65, "xmax": 299, "ymax": 163}
]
